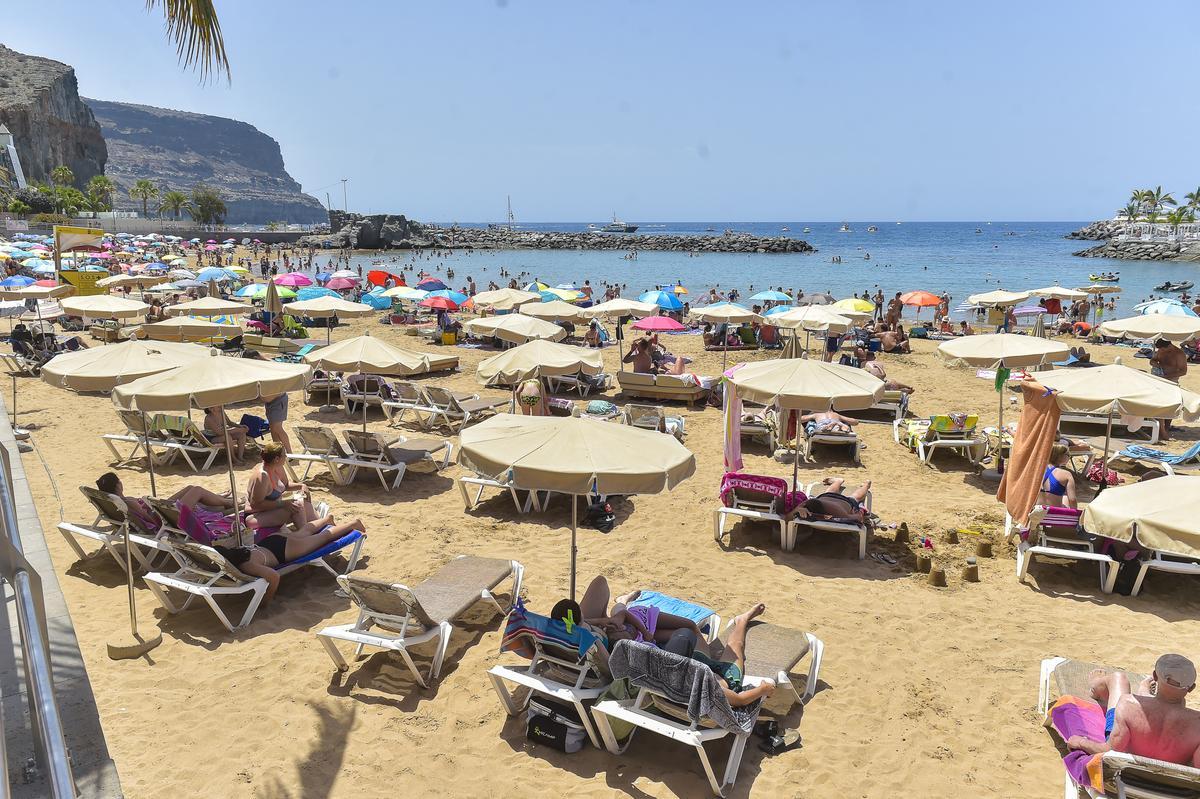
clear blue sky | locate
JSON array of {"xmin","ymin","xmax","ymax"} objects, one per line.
[{"xmin": 6, "ymin": 1, "xmax": 1199, "ymax": 222}]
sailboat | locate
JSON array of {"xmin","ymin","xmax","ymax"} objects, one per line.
[{"xmin": 488, "ymin": 196, "xmax": 517, "ymax": 231}]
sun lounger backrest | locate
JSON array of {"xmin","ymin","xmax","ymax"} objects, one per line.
[
  {"xmin": 342, "ymin": 430, "xmax": 388, "ymax": 459},
  {"xmin": 720, "ymin": 472, "xmax": 789, "ymax": 513},
  {"xmin": 929, "ymin": 413, "xmax": 978, "ymax": 436},
  {"xmin": 342, "ymin": 575, "xmax": 438, "ymax": 629},
  {"xmin": 171, "ymin": 539, "xmax": 250, "ymax": 583},
  {"xmin": 79, "ymin": 486, "xmax": 129, "ymax": 527},
  {"xmin": 296, "ymin": 425, "xmax": 349, "ymax": 458},
  {"xmin": 117, "ymin": 409, "xmax": 151, "ymax": 435},
  {"xmin": 624, "ymin": 404, "xmax": 665, "ymax": 430},
  {"xmin": 421, "ymin": 385, "xmax": 456, "ymax": 410},
  {"xmin": 393, "ymin": 380, "xmax": 423, "ymax": 402}
]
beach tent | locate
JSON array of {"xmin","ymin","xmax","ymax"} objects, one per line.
[
  {"xmin": 1099, "ymin": 315, "xmax": 1200, "ymax": 343},
  {"xmin": 520, "ymin": 300, "xmax": 585, "ymax": 323},
  {"xmin": 469, "ymin": 287, "xmax": 540, "ymax": 311},
  {"xmin": 476, "ymin": 338, "xmax": 603, "ymax": 386},
  {"xmin": 458, "ymin": 414, "xmax": 695, "ymax": 599},
  {"xmin": 936, "ymin": 334, "xmax": 1068, "ymax": 475},
  {"xmin": 462, "ymin": 313, "xmax": 567, "ymax": 345}
]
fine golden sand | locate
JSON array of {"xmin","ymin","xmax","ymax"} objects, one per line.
[{"xmin": 18, "ymin": 318, "xmax": 1200, "ymax": 798}]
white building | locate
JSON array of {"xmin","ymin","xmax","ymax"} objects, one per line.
[{"xmin": 0, "ymin": 124, "xmax": 27, "ymax": 190}]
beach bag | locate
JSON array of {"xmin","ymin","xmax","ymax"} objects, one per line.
[
  {"xmin": 548, "ymin": 397, "xmax": 574, "ymax": 417},
  {"xmin": 584, "ymin": 497, "xmax": 615, "ymax": 533},
  {"xmin": 910, "ymin": 326, "xmax": 928, "ymax": 339},
  {"xmin": 1085, "ymin": 460, "xmax": 1124, "ymax": 486},
  {"xmin": 526, "ymin": 697, "xmax": 586, "ymax": 753},
  {"xmin": 238, "ymin": 414, "xmax": 271, "ymax": 438}
]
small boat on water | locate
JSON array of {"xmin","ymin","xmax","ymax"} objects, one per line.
[
  {"xmin": 781, "ymin": 226, "xmax": 790, "ymax": 232},
  {"xmin": 1089, "ymin": 273, "xmax": 1120, "ymax": 282},
  {"xmin": 600, "ymin": 214, "xmax": 638, "ymax": 233},
  {"xmin": 866, "ymin": 225, "xmax": 878, "ymax": 233},
  {"xmin": 1154, "ymin": 280, "xmax": 1193, "ymax": 292},
  {"xmin": 802, "ymin": 227, "xmax": 811, "ymax": 233},
  {"xmin": 705, "ymin": 226, "xmax": 716, "ymax": 232},
  {"xmin": 839, "ymin": 223, "xmax": 852, "ymax": 233}
]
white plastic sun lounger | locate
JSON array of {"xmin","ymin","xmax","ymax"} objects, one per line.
[
  {"xmin": 341, "ymin": 429, "xmax": 453, "ymax": 491},
  {"xmin": 317, "ymin": 556, "xmax": 522, "ymax": 687},
  {"xmin": 1014, "ymin": 507, "xmax": 1119, "ymax": 594},
  {"xmin": 791, "ymin": 482, "xmax": 873, "ymax": 559},
  {"xmin": 458, "ymin": 474, "xmax": 543, "ymax": 514},
  {"xmin": 56, "ymin": 486, "xmax": 172, "ymax": 573}
]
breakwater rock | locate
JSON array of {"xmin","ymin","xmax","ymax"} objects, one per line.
[
  {"xmin": 1066, "ymin": 220, "xmax": 1130, "ymax": 241},
  {"xmin": 1073, "ymin": 240, "xmax": 1183, "ymax": 260},
  {"xmin": 302, "ymin": 212, "xmax": 816, "ymax": 254}
]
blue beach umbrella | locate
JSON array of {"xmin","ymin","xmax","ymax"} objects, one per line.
[
  {"xmin": 174, "ymin": 279, "xmax": 204, "ymax": 289},
  {"xmin": 427, "ymin": 289, "xmax": 469, "ymax": 305},
  {"xmin": 0, "ymin": 275, "xmax": 34, "ymax": 288},
  {"xmin": 314, "ymin": 271, "xmax": 333, "ymax": 284},
  {"xmin": 30, "ymin": 263, "xmax": 56, "ymax": 275},
  {"xmin": 143, "ymin": 262, "xmax": 170, "ymax": 272},
  {"xmin": 763, "ymin": 304, "xmax": 798, "ymax": 316},
  {"xmin": 296, "ymin": 286, "xmax": 339, "ymax": 301},
  {"xmin": 198, "ymin": 267, "xmax": 237, "ymax": 282},
  {"xmin": 639, "ymin": 290, "xmax": 684, "ymax": 311},
  {"xmin": 1136, "ymin": 299, "xmax": 1199, "ymax": 317},
  {"xmin": 360, "ymin": 292, "xmax": 392, "ymax": 310},
  {"xmin": 416, "ymin": 278, "xmax": 448, "ymax": 291},
  {"xmin": 749, "ymin": 290, "xmax": 792, "ymax": 302}
]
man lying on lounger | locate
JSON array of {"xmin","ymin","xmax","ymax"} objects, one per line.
[
  {"xmin": 1067, "ymin": 654, "xmax": 1200, "ymax": 767},
  {"xmin": 784, "ymin": 477, "xmax": 872, "ymax": 526},
  {"xmin": 662, "ymin": 603, "xmax": 776, "ymax": 707},
  {"xmin": 799, "ymin": 410, "xmax": 859, "ymax": 435}
]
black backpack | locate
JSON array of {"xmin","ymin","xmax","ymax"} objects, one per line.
[{"xmin": 584, "ymin": 497, "xmax": 615, "ymax": 533}]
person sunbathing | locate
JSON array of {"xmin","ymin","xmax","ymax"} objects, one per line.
[
  {"xmin": 785, "ymin": 477, "xmax": 872, "ymax": 524},
  {"xmin": 663, "ymin": 603, "xmax": 776, "ymax": 707},
  {"xmin": 857, "ymin": 349, "xmax": 915, "ymax": 394},
  {"xmin": 799, "ymin": 410, "xmax": 859, "ymax": 435},
  {"xmin": 1039, "ymin": 443, "xmax": 1077, "ymax": 509},
  {"xmin": 1067, "ymin": 655, "xmax": 1200, "ymax": 767},
  {"xmin": 880, "ymin": 327, "xmax": 911, "ymax": 354},
  {"xmin": 95, "ymin": 472, "xmax": 235, "ymax": 532},
  {"xmin": 203, "ymin": 406, "xmax": 249, "ymax": 462},
  {"xmin": 245, "ymin": 442, "xmax": 324, "ymax": 531},
  {"xmin": 213, "ymin": 517, "xmax": 365, "ymax": 604},
  {"xmin": 566, "ymin": 576, "xmax": 708, "ymax": 654}
]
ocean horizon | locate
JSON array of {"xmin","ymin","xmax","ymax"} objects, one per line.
[{"xmin": 344, "ymin": 221, "xmax": 1193, "ymax": 318}]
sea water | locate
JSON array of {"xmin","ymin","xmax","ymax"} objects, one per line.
[{"xmin": 342, "ymin": 222, "xmax": 1200, "ymax": 318}]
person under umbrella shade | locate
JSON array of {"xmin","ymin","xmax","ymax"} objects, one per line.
[
  {"xmin": 458, "ymin": 414, "xmax": 694, "ymax": 598},
  {"xmin": 936, "ymin": 333, "xmax": 1068, "ymax": 477},
  {"xmin": 692, "ymin": 302, "xmax": 760, "ymax": 371}
]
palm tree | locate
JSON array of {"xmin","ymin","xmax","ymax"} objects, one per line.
[
  {"xmin": 188, "ymin": 183, "xmax": 227, "ymax": 225},
  {"xmin": 1120, "ymin": 203, "xmax": 1141, "ymax": 222},
  {"xmin": 1185, "ymin": 187, "xmax": 1200, "ymax": 213},
  {"xmin": 146, "ymin": 0, "xmax": 230, "ymax": 81},
  {"xmin": 1146, "ymin": 185, "xmax": 1176, "ymax": 213},
  {"xmin": 86, "ymin": 175, "xmax": 115, "ymax": 211},
  {"xmin": 128, "ymin": 179, "xmax": 160, "ymax": 219},
  {"xmin": 1166, "ymin": 208, "xmax": 1189, "ymax": 227},
  {"xmin": 159, "ymin": 190, "xmax": 189, "ymax": 220},
  {"xmin": 50, "ymin": 165, "xmax": 74, "ymax": 189},
  {"xmin": 1130, "ymin": 188, "xmax": 1148, "ymax": 208}
]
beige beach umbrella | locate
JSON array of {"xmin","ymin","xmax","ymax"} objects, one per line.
[
  {"xmin": 691, "ymin": 303, "xmax": 761, "ymax": 370},
  {"xmin": 264, "ymin": 279, "xmax": 284, "ymax": 315},
  {"xmin": 0, "ymin": 284, "xmax": 74, "ymax": 301},
  {"xmin": 462, "ymin": 313, "xmax": 567, "ymax": 345},
  {"xmin": 771, "ymin": 305, "xmax": 854, "ymax": 357},
  {"xmin": 1082, "ymin": 476, "xmax": 1200, "ymax": 558},
  {"xmin": 61, "ymin": 295, "xmax": 150, "ymax": 320},
  {"xmin": 1037, "ymin": 360, "xmax": 1200, "ymax": 481},
  {"xmin": 138, "ymin": 316, "xmax": 243, "ymax": 343},
  {"xmin": 469, "ymin": 287, "xmax": 540, "ymax": 311},
  {"xmin": 458, "ymin": 413, "xmax": 695, "ymax": 599},
  {"xmin": 42, "ymin": 338, "xmax": 208, "ymax": 393},
  {"xmin": 110, "ymin": 351, "xmax": 310, "ymax": 656},
  {"xmin": 581, "ymin": 298, "xmax": 658, "ymax": 320},
  {"xmin": 937, "ymin": 333, "xmax": 1068, "ymax": 475},
  {"xmin": 1099, "ymin": 315, "xmax": 1200, "ymax": 344},
  {"xmin": 1029, "ymin": 286, "xmax": 1088, "ymax": 300},
  {"xmin": 96, "ymin": 274, "xmax": 169, "ymax": 289},
  {"xmin": 1075, "ymin": 285, "xmax": 1122, "ymax": 295},
  {"xmin": 166, "ymin": 296, "xmax": 249, "ymax": 317},
  {"xmin": 521, "ymin": 299, "xmax": 586, "ymax": 323},
  {"xmin": 966, "ymin": 289, "xmax": 1030, "ymax": 307},
  {"xmin": 476, "ymin": 338, "xmax": 603, "ymax": 386},
  {"xmin": 286, "ymin": 296, "xmax": 374, "ymax": 346}
]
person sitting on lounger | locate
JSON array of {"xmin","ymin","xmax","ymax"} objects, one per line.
[
  {"xmin": 662, "ymin": 603, "xmax": 776, "ymax": 707},
  {"xmin": 204, "ymin": 406, "xmax": 249, "ymax": 462},
  {"xmin": 785, "ymin": 477, "xmax": 872, "ymax": 525},
  {"xmin": 1040, "ymin": 443, "xmax": 1077, "ymax": 509},
  {"xmin": 856, "ymin": 348, "xmax": 915, "ymax": 394},
  {"xmin": 95, "ymin": 472, "xmax": 235, "ymax": 532},
  {"xmin": 246, "ymin": 442, "xmax": 324, "ymax": 531},
  {"xmin": 1067, "ymin": 654, "xmax": 1200, "ymax": 767},
  {"xmin": 623, "ymin": 337, "xmax": 656, "ymax": 373},
  {"xmin": 213, "ymin": 517, "xmax": 365, "ymax": 605},
  {"xmin": 879, "ymin": 325, "xmax": 911, "ymax": 354},
  {"xmin": 563, "ymin": 576, "xmax": 709, "ymax": 657},
  {"xmin": 799, "ymin": 410, "xmax": 859, "ymax": 435}
]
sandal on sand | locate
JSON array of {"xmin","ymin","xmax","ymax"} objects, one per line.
[{"xmin": 759, "ymin": 730, "xmax": 802, "ymax": 755}]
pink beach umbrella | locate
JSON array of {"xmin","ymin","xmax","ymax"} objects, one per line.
[
  {"xmin": 632, "ymin": 316, "xmax": 687, "ymax": 332},
  {"xmin": 273, "ymin": 272, "xmax": 314, "ymax": 288},
  {"xmin": 325, "ymin": 277, "xmax": 357, "ymax": 291}
]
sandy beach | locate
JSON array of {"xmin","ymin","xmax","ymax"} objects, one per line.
[{"xmin": 17, "ymin": 318, "xmax": 1200, "ymax": 799}]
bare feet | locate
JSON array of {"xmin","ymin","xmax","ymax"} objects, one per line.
[{"xmin": 734, "ymin": 603, "xmax": 767, "ymax": 626}]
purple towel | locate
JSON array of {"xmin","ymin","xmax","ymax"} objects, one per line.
[{"xmin": 1049, "ymin": 696, "xmax": 1106, "ymax": 789}]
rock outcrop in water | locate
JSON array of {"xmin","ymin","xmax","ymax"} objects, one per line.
[
  {"xmin": 0, "ymin": 44, "xmax": 107, "ymax": 186},
  {"xmin": 85, "ymin": 98, "xmax": 325, "ymax": 225},
  {"xmin": 1065, "ymin": 220, "xmax": 1130, "ymax": 241},
  {"xmin": 303, "ymin": 212, "xmax": 817, "ymax": 254}
]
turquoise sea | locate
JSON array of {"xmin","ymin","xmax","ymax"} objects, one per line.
[{"xmin": 343, "ymin": 222, "xmax": 1199, "ymax": 318}]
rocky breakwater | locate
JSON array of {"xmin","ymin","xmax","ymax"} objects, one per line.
[
  {"xmin": 303, "ymin": 212, "xmax": 817, "ymax": 254},
  {"xmin": 1073, "ymin": 240, "xmax": 1185, "ymax": 260},
  {"xmin": 1065, "ymin": 219, "xmax": 1130, "ymax": 241},
  {"xmin": 0, "ymin": 45, "xmax": 107, "ymax": 185}
]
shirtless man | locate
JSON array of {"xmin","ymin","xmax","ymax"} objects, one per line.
[
  {"xmin": 857, "ymin": 348, "xmax": 915, "ymax": 394},
  {"xmin": 785, "ymin": 477, "xmax": 872, "ymax": 524},
  {"xmin": 1150, "ymin": 339, "xmax": 1188, "ymax": 439},
  {"xmin": 1068, "ymin": 654, "xmax": 1200, "ymax": 767},
  {"xmin": 799, "ymin": 410, "xmax": 859, "ymax": 435},
  {"xmin": 622, "ymin": 338, "xmax": 655, "ymax": 373}
]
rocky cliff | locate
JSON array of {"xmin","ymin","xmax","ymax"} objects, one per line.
[
  {"xmin": 85, "ymin": 98, "xmax": 325, "ymax": 225},
  {"xmin": 0, "ymin": 44, "xmax": 107, "ymax": 186}
]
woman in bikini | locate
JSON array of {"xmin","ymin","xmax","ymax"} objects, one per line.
[
  {"xmin": 203, "ymin": 406, "xmax": 249, "ymax": 462},
  {"xmin": 245, "ymin": 442, "xmax": 323, "ymax": 531},
  {"xmin": 1039, "ymin": 443, "xmax": 1077, "ymax": 509},
  {"xmin": 513, "ymin": 378, "xmax": 548, "ymax": 416},
  {"xmin": 566, "ymin": 576, "xmax": 709, "ymax": 654},
  {"xmin": 95, "ymin": 472, "xmax": 235, "ymax": 532}
]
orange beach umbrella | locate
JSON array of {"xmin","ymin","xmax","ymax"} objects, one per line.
[{"xmin": 899, "ymin": 290, "xmax": 941, "ymax": 308}]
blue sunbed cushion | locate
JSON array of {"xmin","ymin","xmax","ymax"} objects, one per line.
[
  {"xmin": 1120, "ymin": 442, "xmax": 1200, "ymax": 465},
  {"xmin": 282, "ymin": 529, "xmax": 363, "ymax": 568},
  {"xmin": 629, "ymin": 591, "xmax": 716, "ymax": 634}
]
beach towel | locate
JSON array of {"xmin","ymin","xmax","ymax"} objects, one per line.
[
  {"xmin": 719, "ymin": 473, "xmax": 806, "ymax": 515},
  {"xmin": 607, "ymin": 640, "xmax": 760, "ymax": 734},
  {"xmin": 628, "ymin": 591, "xmax": 719, "ymax": 636},
  {"xmin": 1119, "ymin": 441, "xmax": 1200, "ymax": 466},
  {"xmin": 1048, "ymin": 695, "xmax": 1107, "ymax": 791},
  {"xmin": 723, "ymin": 382, "xmax": 743, "ymax": 471},
  {"xmin": 998, "ymin": 381, "xmax": 1062, "ymax": 529},
  {"xmin": 499, "ymin": 604, "xmax": 600, "ymax": 660}
]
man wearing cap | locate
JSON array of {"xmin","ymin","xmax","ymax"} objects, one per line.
[{"xmin": 1068, "ymin": 654, "xmax": 1200, "ymax": 766}]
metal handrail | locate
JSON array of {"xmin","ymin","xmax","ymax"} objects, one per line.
[{"xmin": 0, "ymin": 443, "xmax": 76, "ymax": 796}]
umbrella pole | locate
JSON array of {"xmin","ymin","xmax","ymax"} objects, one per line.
[
  {"xmin": 140, "ymin": 411, "xmax": 157, "ymax": 497},
  {"xmin": 791, "ymin": 415, "xmax": 800, "ymax": 493},
  {"xmin": 219, "ymin": 404, "xmax": 244, "ymax": 542},
  {"xmin": 362, "ymin": 382, "xmax": 368, "ymax": 433},
  {"xmin": 1100, "ymin": 407, "xmax": 1114, "ymax": 494},
  {"xmin": 570, "ymin": 493, "xmax": 578, "ymax": 601}
]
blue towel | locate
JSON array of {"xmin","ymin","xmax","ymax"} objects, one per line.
[
  {"xmin": 285, "ymin": 529, "xmax": 362, "ymax": 568},
  {"xmin": 629, "ymin": 591, "xmax": 716, "ymax": 635},
  {"xmin": 1120, "ymin": 441, "xmax": 1200, "ymax": 465},
  {"xmin": 238, "ymin": 414, "xmax": 271, "ymax": 439}
]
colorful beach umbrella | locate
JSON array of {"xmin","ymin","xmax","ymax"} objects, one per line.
[
  {"xmin": 1136, "ymin": 299, "xmax": 1198, "ymax": 317},
  {"xmin": 420, "ymin": 295, "xmax": 460, "ymax": 310},
  {"xmin": 427, "ymin": 289, "xmax": 469, "ymax": 305},
  {"xmin": 900, "ymin": 290, "xmax": 941, "ymax": 307},
  {"xmin": 416, "ymin": 278, "xmax": 448, "ymax": 291},
  {"xmin": 749, "ymin": 290, "xmax": 791, "ymax": 302},
  {"xmin": 273, "ymin": 272, "xmax": 314, "ymax": 288},
  {"xmin": 325, "ymin": 277, "xmax": 358, "ymax": 291},
  {"xmin": 639, "ymin": 290, "xmax": 684, "ymax": 311},
  {"xmin": 632, "ymin": 316, "xmax": 687, "ymax": 332},
  {"xmin": 833, "ymin": 297, "xmax": 876, "ymax": 314}
]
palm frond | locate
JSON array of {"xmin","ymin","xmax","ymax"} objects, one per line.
[{"xmin": 146, "ymin": 0, "xmax": 230, "ymax": 82}]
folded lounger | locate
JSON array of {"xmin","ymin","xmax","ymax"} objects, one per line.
[
  {"xmin": 143, "ymin": 505, "xmax": 366, "ymax": 632},
  {"xmin": 318, "ymin": 555, "xmax": 523, "ymax": 687},
  {"xmin": 1039, "ymin": 656, "xmax": 1200, "ymax": 798}
]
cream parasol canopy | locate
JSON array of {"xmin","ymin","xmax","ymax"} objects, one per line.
[
  {"xmin": 469, "ymin": 287, "xmax": 540, "ymax": 311},
  {"xmin": 138, "ymin": 316, "xmax": 243, "ymax": 343},
  {"xmin": 966, "ymin": 289, "xmax": 1030, "ymax": 307},
  {"xmin": 1082, "ymin": 476, "xmax": 1200, "ymax": 558},
  {"xmin": 580, "ymin": 298, "xmax": 658, "ymax": 319},
  {"xmin": 476, "ymin": 338, "xmax": 603, "ymax": 386},
  {"xmin": 41, "ymin": 339, "xmax": 209, "ymax": 392},
  {"xmin": 1029, "ymin": 286, "xmax": 1088, "ymax": 300},
  {"xmin": 112, "ymin": 350, "xmax": 310, "ymax": 413},
  {"xmin": 1036, "ymin": 362, "xmax": 1200, "ymax": 421},
  {"xmin": 462, "ymin": 313, "xmax": 568, "ymax": 345},
  {"xmin": 770, "ymin": 305, "xmax": 853, "ymax": 333},
  {"xmin": 728, "ymin": 359, "xmax": 884, "ymax": 412},
  {"xmin": 520, "ymin": 300, "xmax": 586, "ymax": 323},
  {"xmin": 302, "ymin": 333, "xmax": 455, "ymax": 376},
  {"xmin": 284, "ymin": 296, "xmax": 374, "ymax": 319},
  {"xmin": 1098, "ymin": 315, "xmax": 1200, "ymax": 344},
  {"xmin": 936, "ymin": 333, "xmax": 1068, "ymax": 369},
  {"xmin": 165, "ymin": 296, "xmax": 249, "ymax": 317},
  {"xmin": 690, "ymin": 303, "xmax": 760, "ymax": 324},
  {"xmin": 61, "ymin": 295, "xmax": 150, "ymax": 320},
  {"xmin": 96, "ymin": 274, "xmax": 169, "ymax": 289},
  {"xmin": 458, "ymin": 413, "xmax": 696, "ymax": 598},
  {"xmin": 0, "ymin": 284, "xmax": 74, "ymax": 301}
]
